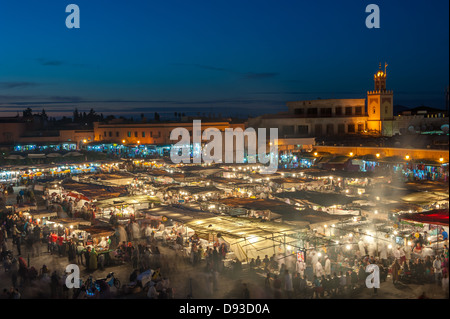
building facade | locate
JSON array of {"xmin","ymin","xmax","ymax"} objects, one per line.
[
  {"xmin": 93, "ymin": 120, "xmax": 246, "ymax": 145},
  {"xmin": 248, "ymin": 64, "xmax": 448, "ymax": 138}
]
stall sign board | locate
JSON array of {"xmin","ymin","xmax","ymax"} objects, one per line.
[{"xmin": 297, "ymin": 250, "xmax": 305, "ymax": 262}]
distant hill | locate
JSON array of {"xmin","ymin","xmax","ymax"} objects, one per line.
[
  {"xmin": 409, "ymin": 105, "xmax": 446, "ymax": 113},
  {"xmin": 394, "ymin": 104, "xmax": 447, "ymax": 116},
  {"xmin": 393, "ymin": 105, "xmax": 410, "ymax": 115}
]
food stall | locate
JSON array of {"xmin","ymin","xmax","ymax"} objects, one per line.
[
  {"xmin": 73, "ymin": 224, "xmax": 117, "ymax": 266},
  {"xmin": 23, "ymin": 210, "xmax": 58, "ymax": 225},
  {"xmin": 95, "ymin": 195, "xmax": 160, "ymax": 222},
  {"xmin": 397, "ymin": 208, "xmax": 449, "ymax": 256},
  {"xmin": 12, "ymin": 203, "xmax": 38, "ymax": 215}
]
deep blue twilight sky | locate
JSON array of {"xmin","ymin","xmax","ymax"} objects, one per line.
[{"xmin": 0, "ymin": 0, "xmax": 448, "ymax": 119}]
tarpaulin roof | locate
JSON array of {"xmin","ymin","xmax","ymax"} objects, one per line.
[
  {"xmin": 61, "ymin": 181, "xmax": 128, "ymax": 201},
  {"xmin": 94, "ymin": 195, "xmax": 160, "ymax": 208},
  {"xmin": 275, "ymin": 190, "xmax": 355, "ymax": 207},
  {"xmin": 398, "ymin": 209, "xmax": 449, "ymax": 226}
]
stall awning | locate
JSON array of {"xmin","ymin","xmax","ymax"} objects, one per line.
[
  {"xmin": 95, "ymin": 195, "xmax": 160, "ymax": 208},
  {"xmin": 67, "ymin": 191, "xmax": 91, "ymax": 202},
  {"xmin": 79, "ymin": 225, "xmax": 115, "ymax": 238},
  {"xmin": 275, "ymin": 190, "xmax": 355, "ymax": 207},
  {"xmin": 50, "ymin": 218, "xmax": 92, "ymax": 227},
  {"xmin": 26, "ymin": 211, "xmax": 58, "ymax": 219},
  {"xmin": 142, "ymin": 206, "xmax": 215, "ymax": 223},
  {"xmin": 398, "ymin": 209, "xmax": 449, "ymax": 226}
]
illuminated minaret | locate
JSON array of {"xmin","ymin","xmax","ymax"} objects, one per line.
[
  {"xmin": 374, "ymin": 62, "xmax": 387, "ymax": 91},
  {"xmin": 366, "ymin": 62, "xmax": 394, "ymax": 136}
]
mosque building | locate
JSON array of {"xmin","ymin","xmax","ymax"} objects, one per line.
[{"xmin": 248, "ymin": 63, "xmax": 447, "ymax": 138}]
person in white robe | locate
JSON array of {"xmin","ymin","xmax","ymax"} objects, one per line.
[
  {"xmin": 296, "ymin": 259, "xmax": 306, "ymax": 277},
  {"xmin": 324, "ymin": 256, "xmax": 331, "ymax": 276},
  {"xmin": 315, "ymin": 260, "xmax": 324, "ymax": 277},
  {"xmin": 311, "ymin": 251, "xmax": 318, "ymax": 275},
  {"xmin": 379, "ymin": 242, "xmax": 388, "ymax": 266},
  {"xmin": 393, "ymin": 246, "xmax": 401, "ymax": 260},
  {"xmin": 358, "ymin": 239, "xmax": 366, "ymax": 257}
]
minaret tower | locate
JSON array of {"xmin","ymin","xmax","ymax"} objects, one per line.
[
  {"xmin": 367, "ymin": 62, "xmax": 394, "ymax": 136},
  {"xmin": 374, "ymin": 62, "xmax": 387, "ymax": 91}
]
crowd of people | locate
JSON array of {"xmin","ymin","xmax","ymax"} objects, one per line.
[
  {"xmin": 241, "ymin": 230, "xmax": 449, "ymax": 299},
  {"xmin": 43, "ymin": 190, "xmax": 98, "ymax": 222},
  {"xmin": 1, "ymin": 166, "xmax": 449, "ymax": 300}
]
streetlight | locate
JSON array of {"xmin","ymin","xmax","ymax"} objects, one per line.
[
  {"xmin": 405, "ymin": 155, "xmax": 410, "ymax": 160},
  {"xmin": 376, "ymin": 153, "xmax": 380, "ymax": 158}
]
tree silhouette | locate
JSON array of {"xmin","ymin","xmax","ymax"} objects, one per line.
[
  {"xmin": 23, "ymin": 107, "xmax": 33, "ymax": 118},
  {"xmin": 73, "ymin": 108, "xmax": 80, "ymax": 123}
]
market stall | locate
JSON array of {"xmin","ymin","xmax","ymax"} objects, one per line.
[
  {"xmin": 95, "ymin": 195, "xmax": 160, "ymax": 221},
  {"xmin": 22, "ymin": 210, "xmax": 58, "ymax": 225},
  {"xmin": 396, "ymin": 209, "xmax": 449, "ymax": 256},
  {"xmin": 184, "ymin": 215, "xmax": 306, "ymax": 265}
]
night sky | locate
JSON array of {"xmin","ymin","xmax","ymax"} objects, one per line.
[{"xmin": 0, "ymin": 0, "xmax": 448, "ymax": 119}]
